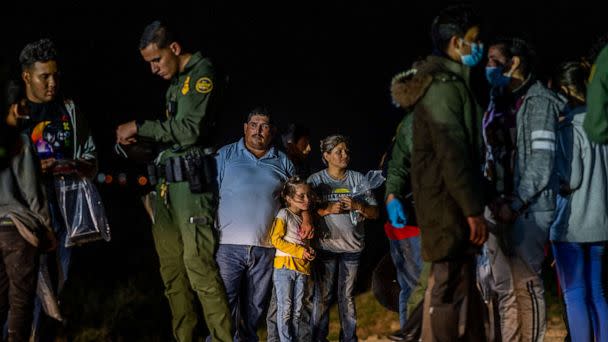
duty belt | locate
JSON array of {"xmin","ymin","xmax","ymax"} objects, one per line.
[{"xmin": 146, "ymin": 148, "xmax": 218, "ymax": 194}]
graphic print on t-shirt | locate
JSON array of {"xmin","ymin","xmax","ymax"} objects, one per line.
[
  {"xmin": 30, "ymin": 114, "xmax": 73, "ymax": 160},
  {"xmin": 323, "ymin": 187, "xmax": 351, "ymax": 202}
]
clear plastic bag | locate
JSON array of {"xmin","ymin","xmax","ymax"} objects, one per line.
[
  {"xmin": 55, "ymin": 175, "xmax": 111, "ymax": 247},
  {"xmin": 349, "ymin": 170, "xmax": 386, "ymax": 225}
]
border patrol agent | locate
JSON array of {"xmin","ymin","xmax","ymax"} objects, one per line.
[{"xmin": 116, "ymin": 21, "xmax": 232, "ymax": 342}]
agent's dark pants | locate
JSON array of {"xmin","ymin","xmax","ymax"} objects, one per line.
[
  {"xmin": 421, "ymin": 254, "xmax": 486, "ymax": 342},
  {"xmin": 0, "ymin": 227, "xmax": 39, "ymax": 342}
]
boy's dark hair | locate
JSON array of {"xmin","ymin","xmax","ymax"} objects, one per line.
[
  {"xmin": 490, "ymin": 37, "xmax": 538, "ymax": 77},
  {"xmin": 139, "ymin": 20, "xmax": 179, "ymax": 50},
  {"xmin": 19, "ymin": 38, "xmax": 57, "ymax": 71},
  {"xmin": 282, "ymin": 123, "xmax": 310, "ymax": 147},
  {"xmin": 431, "ymin": 5, "xmax": 481, "ymax": 54}
]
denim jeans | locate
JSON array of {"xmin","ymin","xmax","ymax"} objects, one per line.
[
  {"xmin": 389, "ymin": 236, "xmax": 423, "ymax": 331},
  {"xmin": 553, "ymin": 242, "xmax": 608, "ymax": 342},
  {"xmin": 216, "ymin": 244, "xmax": 274, "ymax": 341},
  {"xmin": 273, "ymin": 268, "xmax": 307, "ymax": 342},
  {"xmin": 266, "ymin": 275, "xmax": 313, "ymax": 342},
  {"xmin": 312, "ymin": 250, "xmax": 361, "ymax": 342},
  {"xmin": 0, "ymin": 228, "xmax": 39, "ymax": 342}
]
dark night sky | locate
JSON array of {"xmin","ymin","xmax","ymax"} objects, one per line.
[{"xmin": 1, "ymin": 0, "xmax": 604, "ymax": 176}]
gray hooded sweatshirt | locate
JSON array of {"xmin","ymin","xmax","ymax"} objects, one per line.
[{"xmin": 512, "ymin": 81, "xmax": 567, "ymax": 213}]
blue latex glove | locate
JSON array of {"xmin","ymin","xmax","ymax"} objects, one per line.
[{"xmin": 386, "ymin": 198, "xmax": 407, "ymax": 228}]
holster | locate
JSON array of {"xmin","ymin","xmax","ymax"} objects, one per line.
[{"xmin": 146, "ymin": 147, "xmax": 217, "ymax": 194}]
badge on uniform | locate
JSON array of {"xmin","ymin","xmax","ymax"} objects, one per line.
[
  {"xmin": 195, "ymin": 77, "xmax": 213, "ymax": 94},
  {"xmin": 181, "ymin": 76, "xmax": 191, "ymax": 95}
]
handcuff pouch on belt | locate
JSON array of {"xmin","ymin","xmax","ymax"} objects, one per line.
[{"xmin": 146, "ymin": 147, "xmax": 217, "ymax": 194}]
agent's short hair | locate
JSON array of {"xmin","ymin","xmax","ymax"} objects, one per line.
[
  {"xmin": 431, "ymin": 5, "xmax": 481, "ymax": 54},
  {"xmin": 19, "ymin": 38, "xmax": 57, "ymax": 71},
  {"xmin": 139, "ymin": 20, "xmax": 178, "ymax": 50}
]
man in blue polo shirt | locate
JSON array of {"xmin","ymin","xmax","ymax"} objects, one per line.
[{"xmin": 215, "ymin": 107, "xmax": 294, "ymax": 341}]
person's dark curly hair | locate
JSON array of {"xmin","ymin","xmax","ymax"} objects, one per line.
[{"xmin": 19, "ymin": 38, "xmax": 57, "ymax": 71}]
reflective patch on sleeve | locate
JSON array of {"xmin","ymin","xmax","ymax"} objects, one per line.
[
  {"xmin": 531, "ymin": 141, "xmax": 556, "ymax": 151},
  {"xmin": 531, "ymin": 130, "xmax": 555, "ymax": 141}
]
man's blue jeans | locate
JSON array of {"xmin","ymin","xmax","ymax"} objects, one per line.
[
  {"xmin": 389, "ymin": 236, "xmax": 423, "ymax": 331},
  {"xmin": 312, "ymin": 250, "xmax": 361, "ymax": 342},
  {"xmin": 273, "ymin": 267, "xmax": 307, "ymax": 342},
  {"xmin": 216, "ymin": 244, "xmax": 274, "ymax": 341}
]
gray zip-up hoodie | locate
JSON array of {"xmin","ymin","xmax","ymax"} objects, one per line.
[{"xmin": 512, "ymin": 81, "xmax": 567, "ymax": 213}]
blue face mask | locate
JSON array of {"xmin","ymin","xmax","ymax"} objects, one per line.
[
  {"xmin": 485, "ymin": 66, "xmax": 511, "ymax": 88},
  {"xmin": 459, "ymin": 40, "xmax": 484, "ymax": 67}
]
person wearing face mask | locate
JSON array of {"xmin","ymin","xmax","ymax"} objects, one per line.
[
  {"xmin": 394, "ymin": 4, "xmax": 488, "ymax": 341},
  {"xmin": 477, "ymin": 38, "xmax": 528, "ymax": 342},
  {"xmin": 488, "ymin": 38, "xmax": 567, "ymax": 342}
]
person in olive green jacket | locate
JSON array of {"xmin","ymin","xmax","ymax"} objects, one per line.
[
  {"xmin": 584, "ymin": 44, "xmax": 608, "ymax": 143},
  {"xmin": 116, "ymin": 21, "xmax": 232, "ymax": 342},
  {"xmin": 407, "ymin": 5, "xmax": 489, "ymax": 341}
]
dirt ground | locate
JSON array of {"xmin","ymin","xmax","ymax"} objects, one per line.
[{"xmin": 327, "ymin": 291, "xmax": 567, "ymax": 342}]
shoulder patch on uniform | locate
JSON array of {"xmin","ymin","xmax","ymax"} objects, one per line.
[
  {"xmin": 181, "ymin": 76, "xmax": 191, "ymax": 95},
  {"xmin": 195, "ymin": 77, "xmax": 213, "ymax": 94}
]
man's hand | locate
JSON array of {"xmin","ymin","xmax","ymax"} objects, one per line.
[
  {"xmin": 466, "ymin": 215, "xmax": 488, "ymax": 246},
  {"xmin": 299, "ymin": 212, "xmax": 314, "ymax": 240},
  {"xmin": 40, "ymin": 158, "xmax": 57, "ymax": 173},
  {"xmin": 6, "ymin": 102, "xmax": 29, "ymax": 127},
  {"xmin": 386, "ymin": 194, "xmax": 407, "ymax": 228},
  {"xmin": 303, "ymin": 247, "xmax": 316, "ymax": 261},
  {"xmin": 116, "ymin": 121, "xmax": 138, "ymax": 145}
]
